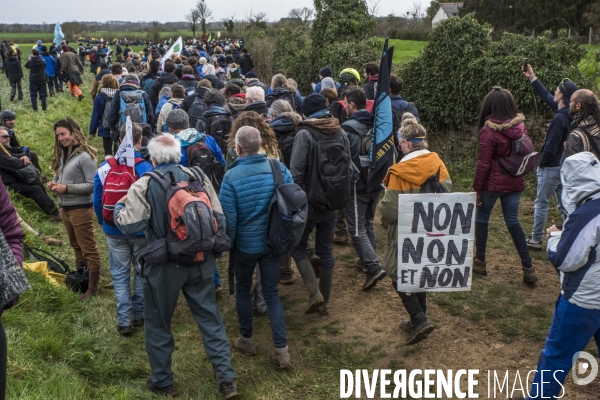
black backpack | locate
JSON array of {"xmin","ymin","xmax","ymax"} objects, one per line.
[
  {"xmin": 305, "ymin": 126, "xmax": 352, "ymax": 211},
  {"xmin": 25, "ymin": 246, "xmax": 89, "ymax": 293},
  {"xmin": 342, "ymin": 123, "xmax": 373, "ymax": 182},
  {"xmin": 188, "ymin": 95, "xmax": 207, "ymax": 130},
  {"xmin": 279, "ymin": 132, "xmax": 296, "ymax": 169},
  {"xmin": 205, "ymin": 114, "xmax": 233, "ymax": 155},
  {"xmin": 265, "ymin": 158, "xmax": 308, "ymax": 257},
  {"xmin": 420, "ymin": 168, "xmax": 447, "ymax": 194},
  {"xmin": 186, "ymin": 137, "xmax": 225, "ymax": 193},
  {"xmin": 391, "ymin": 102, "xmax": 419, "ymax": 136}
]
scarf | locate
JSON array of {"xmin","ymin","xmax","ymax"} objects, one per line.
[
  {"xmin": 100, "ymin": 87, "xmax": 117, "ymax": 98},
  {"xmin": 0, "ymin": 227, "xmax": 30, "ymax": 310},
  {"xmin": 571, "ymin": 111, "xmax": 588, "ymax": 129}
]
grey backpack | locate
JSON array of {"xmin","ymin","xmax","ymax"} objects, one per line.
[{"xmin": 118, "ymin": 90, "xmax": 147, "ymax": 128}]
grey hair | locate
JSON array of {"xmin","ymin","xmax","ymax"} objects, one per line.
[
  {"xmin": 246, "ymin": 87, "xmax": 265, "ymax": 103},
  {"xmin": 124, "ymin": 74, "xmax": 140, "ymax": 83},
  {"xmin": 204, "ymin": 89, "xmax": 226, "ymax": 106},
  {"xmin": 148, "ymin": 135, "xmax": 182, "ymax": 165},
  {"xmin": 270, "ymin": 99, "xmax": 293, "ymax": 118},
  {"xmin": 202, "ymin": 64, "xmax": 216, "ymax": 76},
  {"xmin": 235, "ymin": 126, "xmax": 261, "ymax": 155}
]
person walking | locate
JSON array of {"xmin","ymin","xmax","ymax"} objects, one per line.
[
  {"xmin": 4, "ymin": 50, "xmax": 23, "ymax": 101},
  {"xmin": 220, "ymin": 126, "xmax": 292, "ymax": 368},
  {"xmin": 472, "ymin": 87, "xmax": 537, "ymax": 284},
  {"xmin": 90, "ymin": 74, "xmax": 119, "ymax": 157},
  {"xmin": 523, "ymin": 66, "xmax": 576, "ymax": 250},
  {"xmin": 40, "ymin": 46, "xmax": 59, "ymax": 97},
  {"xmin": 114, "ymin": 135, "xmax": 239, "ymax": 398},
  {"xmin": 48, "ymin": 118, "xmax": 101, "ymax": 299},
  {"xmin": 60, "ymin": 44, "xmax": 85, "ymax": 101},
  {"xmin": 25, "ymin": 49, "xmax": 48, "ymax": 111}
]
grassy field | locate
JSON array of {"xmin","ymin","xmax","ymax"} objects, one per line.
[
  {"xmin": 388, "ymin": 39, "xmax": 426, "ymax": 64},
  {"xmin": 1, "ymin": 30, "xmax": 214, "ymax": 43}
]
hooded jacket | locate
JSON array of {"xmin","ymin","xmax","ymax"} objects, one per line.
[
  {"xmin": 203, "ymin": 74, "xmax": 225, "ymax": 90},
  {"xmin": 270, "ymin": 112, "xmax": 301, "ymax": 168},
  {"xmin": 561, "ymin": 116, "xmax": 600, "ymax": 164},
  {"xmin": 239, "ymin": 53, "xmax": 254, "ymax": 75},
  {"xmin": 391, "ymin": 94, "xmax": 420, "ymax": 120},
  {"xmin": 342, "ymin": 110, "xmax": 376, "ymax": 193},
  {"xmin": 90, "ymin": 88, "xmax": 117, "ymax": 138},
  {"xmin": 174, "ymin": 128, "xmax": 225, "ymax": 168},
  {"xmin": 379, "ymin": 150, "xmax": 452, "ymax": 281},
  {"xmin": 246, "ymin": 79, "xmax": 268, "ymax": 94},
  {"xmin": 226, "ymin": 96, "xmax": 246, "ymax": 117},
  {"xmin": 107, "ymin": 83, "xmax": 155, "ymax": 132},
  {"xmin": 40, "ymin": 52, "xmax": 58, "ymax": 77},
  {"xmin": 52, "ymin": 145, "xmax": 98, "ymax": 208},
  {"xmin": 243, "ymin": 101, "xmax": 268, "ymax": 116},
  {"xmin": 4, "ymin": 56, "xmax": 23, "ymax": 82},
  {"xmin": 149, "ymin": 72, "xmax": 179, "ymax": 108},
  {"xmin": 182, "ymin": 86, "xmax": 210, "ymax": 112},
  {"xmin": 25, "ymin": 56, "xmax": 47, "ymax": 84},
  {"xmin": 266, "ymin": 87, "xmax": 303, "ymax": 114},
  {"xmin": 473, "ymin": 114, "xmax": 527, "ymax": 194},
  {"xmin": 547, "ymin": 152, "xmax": 600, "ymax": 309},
  {"xmin": 362, "ymin": 75, "xmax": 378, "ymax": 100}
]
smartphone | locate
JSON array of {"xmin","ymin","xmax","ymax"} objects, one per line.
[{"xmin": 522, "ymin": 58, "xmax": 529, "ymax": 73}]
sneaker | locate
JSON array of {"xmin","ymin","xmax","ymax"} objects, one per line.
[
  {"xmin": 133, "ymin": 318, "xmax": 144, "ymax": 327},
  {"xmin": 271, "ymin": 345, "xmax": 291, "ymax": 368},
  {"xmin": 233, "ymin": 336, "xmax": 256, "ymax": 356},
  {"xmin": 146, "ymin": 379, "xmax": 177, "ymax": 396},
  {"xmin": 219, "ymin": 380, "xmax": 239, "ymax": 399},
  {"xmin": 522, "ymin": 266, "xmax": 538, "ymax": 284},
  {"xmin": 473, "ymin": 258, "xmax": 487, "ymax": 276},
  {"xmin": 117, "ymin": 325, "xmax": 133, "ymax": 336},
  {"xmin": 526, "ymin": 238, "xmax": 543, "ymax": 251},
  {"xmin": 405, "ymin": 316, "xmax": 434, "ymax": 345},
  {"xmin": 400, "ymin": 319, "xmax": 413, "ymax": 333},
  {"xmin": 354, "ymin": 258, "xmax": 368, "ymax": 273},
  {"xmin": 362, "ymin": 268, "xmax": 386, "ymax": 291}
]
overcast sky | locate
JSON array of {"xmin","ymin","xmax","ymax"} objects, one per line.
[{"xmin": 0, "ymin": 0, "xmax": 430, "ymax": 24}]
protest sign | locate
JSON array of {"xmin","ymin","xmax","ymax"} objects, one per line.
[
  {"xmin": 113, "ymin": 117, "xmax": 135, "ymax": 167},
  {"xmin": 396, "ymin": 193, "xmax": 476, "ymax": 292}
]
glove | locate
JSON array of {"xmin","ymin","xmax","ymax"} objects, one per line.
[{"xmin": 22, "ymin": 146, "xmax": 30, "ymax": 153}]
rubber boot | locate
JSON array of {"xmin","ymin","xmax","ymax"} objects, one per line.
[
  {"xmin": 318, "ymin": 269, "xmax": 334, "ymax": 316},
  {"xmin": 295, "ymin": 258, "xmax": 324, "ymax": 314},
  {"xmin": 80, "ymin": 270, "xmax": 100, "ymax": 300}
]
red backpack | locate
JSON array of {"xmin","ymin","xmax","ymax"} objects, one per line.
[{"xmin": 101, "ymin": 157, "xmax": 145, "ymax": 226}]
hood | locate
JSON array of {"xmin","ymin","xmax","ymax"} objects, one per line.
[
  {"xmin": 194, "ymin": 86, "xmax": 210, "ymax": 97},
  {"xmin": 384, "ymin": 151, "xmax": 444, "ymax": 188},
  {"xmin": 204, "ymin": 105, "xmax": 231, "ymax": 118},
  {"xmin": 5, "ymin": 56, "xmax": 20, "ymax": 65},
  {"xmin": 556, "ymin": 107, "xmax": 573, "ymax": 122},
  {"xmin": 41, "ymin": 51, "xmax": 51, "ymax": 57},
  {"xmin": 228, "ymin": 97, "xmax": 246, "ymax": 105},
  {"xmin": 29, "ymin": 56, "xmax": 44, "ymax": 64},
  {"xmin": 243, "ymin": 101, "xmax": 268, "ymax": 115},
  {"xmin": 299, "ymin": 115, "xmax": 341, "ymax": 135},
  {"xmin": 561, "ymin": 152, "xmax": 600, "ymax": 215},
  {"xmin": 270, "ymin": 114, "xmax": 298, "ymax": 136},
  {"xmin": 268, "ymin": 86, "xmax": 294, "ymax": 98},
  {"xmin": 349, "ymin": 110, "xmax": 374, "ymax": 128},
  {"xmin": 120, "ymin": 83, "xmax": 141, "ymax": 91},
  {"xmin": 157, "ymin": 73, "xmax": 179, "ymax": 84},
  {"xmin": 175, "ymin": 128, "xmax": 203, "ymax": 146},
  {"xmin": 484, "ymin": 114, "xmax": 526, "ymax": 140}
]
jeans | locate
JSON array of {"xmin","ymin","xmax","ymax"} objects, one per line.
[
  {"xmin": 234, "ymin": 251, "xmax": 287, "ymax": 348},
  {"xmin": 29, "ymin": 83, "xmax": 47, "ymax": 111},
  {"xmin": 345, "ymin": 191, "xmax": 382, "ymax": 273},
  {"xmin": 106, "ymin": 236, "xmax": 146, "ymax": 327},
  {"xmin": 9, "ymin": 80, "xmax": 23, "ymax": 99},
  {"xmin": 527, "ymin": 296, "xmax": 600, "ymax": 399},
  {"xmin": 291, "ymin": 210, "xmax": 337, "ymax": 269},
  {"xmin": 531, "ymin": 167, "xmax": 565, "ymax": 242},
  {"xmin": 475, "ymin": 190, "xmax": 531, "ymax": 268}
]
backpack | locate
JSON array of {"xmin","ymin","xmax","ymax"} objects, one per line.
[
  {"xmin": 279, "ymin": 131, "xmax": 297, "ymax": 168},
  {"xmin": 99, "ymin": 92, "xmax": 114, "ymax": 132},
  {"xmin": 188, "ymin": 95, "xmax": 207, "ymax": 129},
  {"xmin": 205, "ymin": 114, "xmax": 233, "ymax": 155},
  {"xmin": 180, "ymin": 80, "xmax": 196, "ymax": 97},
  {"xmin": 141, "ymin": 167, "xmax": 232, "ymax": 265},
  {"xmin": 420, "ymin": 168, "xmax": 448, "ymax": 194},
  {"xmin": 89, "ymin": 51, "xmax": 96, "ymax": 64},
  {"xmin": 162, "ymin": 100, "xmax": 181, "ymax": 131},
  {"xmin": 119, "ymin": 90, "xmax": 147, "ymax": 128},
  {"xmin": 101, "ymin": 157, "xmax": 145, "ymax": 226},
  {"xmin": 391, "ymin": 102, "xmax": 419, "ymax": 136},
  {"xmin": 343, "ymin": 123, "xmax": 372, "ymax": 182},
  {"xmin": 264, "ymin": 158, "xmax": 308, "ymax": 257},
  {"xmin": 495, "ymin": 134, "xmax": 539, "ymax": 177},
  {"xmin": 305, "ymin": 126, "xmax": 352, "ymax": 211},
  {"xmin": 142, "ymin": 77, "xmax": 155, "ymax": 96},
  {"xmin": 155, "ymin": 95, "xmax": 170, "ymax": 115},
  {"xmin": 186, "ymin": 136, "xmax": 225, "ymax": 193},
  {"xmin": 25, "ymin": 246, "xmax": 71, "ymax": 275},
  {"xmin": 217, "ymin": 71, "xmax": 227, "ymax": 83}
]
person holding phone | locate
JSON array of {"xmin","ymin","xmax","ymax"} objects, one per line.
[{"xmin": 522, "ymin": 63, "xmax": 577, "ymax": 251}]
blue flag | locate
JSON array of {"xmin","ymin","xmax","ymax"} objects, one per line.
[{"xmin": 367, "ymin": 38, "xmax": 395, "ymax": 193}]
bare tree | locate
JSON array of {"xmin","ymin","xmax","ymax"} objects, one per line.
[
  {"xmin": 186, "ymin": 10, "xmax": 200, "ymax": 38},
  {"xmin": 223, "ymin": 14, "xmax": 236, "ymax": 34},
  {"xmin": 367, "ymin": 0, "xmax": 381, "ymax": 16},
  {"xmin": 288, "ymin": 7, "xmax": 314, "ymax": 24},
  {"xmin": 146, "ymin": 21, "xmax": 162, "ymax": 44},
  {"xmin": 195, "ymin": 0, "xmax": 213, "ymax": 40},
  {"xmin": 410, "ymin": 1, "xmax": 424, "ymax": 19}
]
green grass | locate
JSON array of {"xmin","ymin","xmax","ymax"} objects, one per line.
[
  {"xmin": 388, "ymin": 39, "xmax": 426, "ymax": 65},
  {"xmin": 3, "ymin": 30, "xmax": 212, "ymax": 43}
]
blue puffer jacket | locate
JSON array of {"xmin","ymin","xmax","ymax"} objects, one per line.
[
  {"xmin": 41, "ymin": 53, "xmax": 57, "ymax": 77},
  {"xmin": 219, "ymin": 153, "xmax": 293, "ymax": 254}
]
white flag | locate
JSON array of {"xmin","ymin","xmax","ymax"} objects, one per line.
[
  {"xmin": 114, "ymin": 117, "xmax": 135, "ymax": 167},
  {"xmin": 160, "ymin": 36, "xmax": 183, "ymax": 65}
]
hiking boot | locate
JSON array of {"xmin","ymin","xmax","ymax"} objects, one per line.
[
  {"xmin": 10, "ymin": 94, "xmax": 14, "ymax": 101},
  {"xmin": 146, "ymin": 379, "xmax": 177, "ymax": 396},
  {"xmin": 362, "ymin": 267, "xmax": 386, "ymax": 291},
  {"xmin": 526, "ymin": 238, "xmax": 543, "ymax": 251},
  {"xmin": 133, "ymin": 318, "xmax": 144, "ymax": 327},
  {"xmin": 296, "ymin": 258, "xmax": 324, "ymax": 314},
  {"xmin": 78, "ymin": 94, "xmax": 85, "ymax": 101},
  {"xmin": 80, "ymin": 269, "xmax": 100, "ymax": 300},
  {"xmin": 233, "ymin": 336, "xmax": 256, "ymax": 356},
  {"xmin": 49, "ymin": 91, "xmax": 55, "ymax": 97},
  {"xmin": 354, "ymin": 258, "xmax": 368, "ymax": 273},
  {"xmin": 405, "ymin": 315, "xmax": 434, "ymax": 345},
  {"xmin": 310, "ymin": 253, "xmax": 321, "ymax": 279},
  {"xmin": 473, "ymin": 258, "xmax": 487, "ymax": 276},
  {"xmin": 278, "ymin": 272, "xmax": 294, "ymax": 285},
  {"xmin": 57, "ymin": 87, "xmax": 64, "ymax": 93},
  {"xmin": 117, "ymin": 325, "xmax": 133, "ymax": 336},
  {"xmin": 219, "ymin": 380, "xmax": 239, "ymax": 399},
  {"xmin": 332, "ymin": 233, "xmax": 348, "ymax": 244},
  {"xmin": 271, "ymin": 345, "xmax": 291, "ymax": 369},
  {"xmin": 522, "ymin": 266, "xmax": 538, "ymax": 284},
  {"xmin": 400, "ymin": 320, "xmax": 413, "ymax": 333}
]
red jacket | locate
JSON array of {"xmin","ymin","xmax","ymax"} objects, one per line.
[{"xmin": 473, "ymin": 114, "xmax": 527, "ymax": 194}]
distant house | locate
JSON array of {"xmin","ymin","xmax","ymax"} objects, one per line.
[{"xmin": 432, "ymin": 2, "xmax": 463, "ymax": 28}]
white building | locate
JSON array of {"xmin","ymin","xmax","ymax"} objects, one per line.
[{"xmin": 432, "ymin": 2, "xmax": 464, "ymax": 28}]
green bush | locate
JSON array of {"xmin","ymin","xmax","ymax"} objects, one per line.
[{"xmin": 399, "ymin": 15, "xmax": 586, "ymax": 129}]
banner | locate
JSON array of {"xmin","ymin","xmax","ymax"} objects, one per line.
[
  {"xmin": 218, "ymin": 31, "xmax": 221, "ymax": 39},
  {"xmin": 53, "ymin": 23, "xmax": 64, "ymax": 47},
  {"xmin": 114, "ymin": 117, "xmax": 135, "ymax": 167},
  {"xmin": 160, "ymin": 36, "xmax": 183, "ymax": 65},
  {"xmin": 208, "ymin": 32, "xmax": 212, "ymax": 41},
  {"xmin": 367, "ymin": 38, "xmax": 395, "ymax": 193},
  {"xmin": 396, "ymin": 193, "xmax": 476, "ymax": 292}
]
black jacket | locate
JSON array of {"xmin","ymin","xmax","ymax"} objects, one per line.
[
  {"xmin": 25, "ymin": 56, "xmax": 47, "ymax": 84},
  {"xmin": 239, "ymin": 54, "xmax": 254, "ymax": 74},
  {"xmin": 181, "ymin": 86, "xmax": 210, "ymax": 113},
  {"xmin": 362, "ymin": 76, "xmax": 377, "ymax": 101},
  {"xmin": 4, "ymin": 56, "xmax": 23, "ymax": 82},
  {"xmin": 243, "ymin": 101, "xmax": 268, "ymax": 117},
  {"xmin": 149, "ymin": 73, "xmax": 179, "ymax": 108},
  {"xmin": 265, "ymin": 87, "xmax": 303, "ymax": 114},
  {"xmin": 203, "ymin": 74, "xmax": 224, "ymax": 90},
  {"xmin": 0, "ymin": 149, "xmax": 28, "ymax": 185}
]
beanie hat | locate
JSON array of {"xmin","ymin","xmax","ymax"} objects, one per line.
[
  {"xmin": 302, "ymin": 94, "xmax": 328, "ymax": 118},
  {"xmin": 166, "ymin": 109, "xmax": 190, "ymax": 130},
  {"xmin": 559, "ymin": 79, "xmax": 578, "ymax": 104},
  {"xmin": 321, "ymin": 77, "xmax": 335, "ymax": 90},
  {"xmin": 319, "ymin": 66, "xmax": 333, "ymax": 78},
  {"xmin": 225, "ymin": 55, "xmax": 234, "ymax": 64},
  {"xmin": 245, "ymin": 70, "xmax": 258, "ymax": 79},
  {"xmin": 228, "ymin": 67, "xmax": 241, "ymax": 80}
]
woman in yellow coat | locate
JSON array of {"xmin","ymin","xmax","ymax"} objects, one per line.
[{"xmin": 379, "ymin": 114, "xmax": 452, "ymax": 345}]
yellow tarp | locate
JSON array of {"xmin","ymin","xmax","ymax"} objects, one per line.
[{"xmin": 23, "ymin": 262, "xmax": 66, "ymax": 287}]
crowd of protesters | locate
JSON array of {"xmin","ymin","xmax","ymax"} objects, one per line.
[{"xmin": 1, "ymin": 36, "xmax": 600, "ymax": 399}]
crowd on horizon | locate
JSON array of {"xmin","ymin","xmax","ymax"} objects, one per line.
[{"xmin": 0, "ymin": 36, "xmax": 599, "ymax": 400}]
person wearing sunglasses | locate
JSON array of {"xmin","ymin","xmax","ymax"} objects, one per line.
[{"xmin": 522, "ymin": 66, "xmax": 577, "ymax": 251}]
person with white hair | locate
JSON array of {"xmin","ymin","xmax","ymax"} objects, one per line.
[
  {"xmin": 243, "ymin": 86, "xmax": 268, "ymax": 116},
  {"xmin": 114, "ymin": 134, "xmax": 239, "ymax": 398}
]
